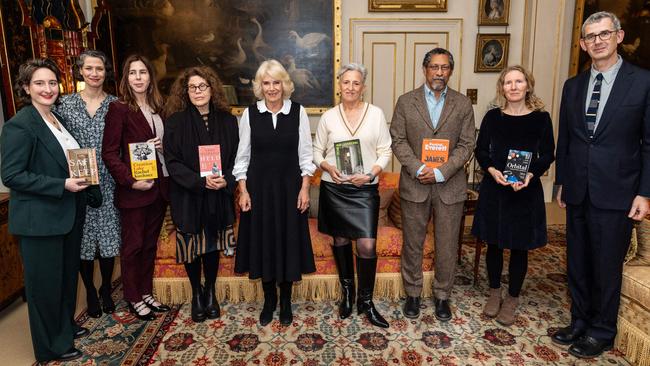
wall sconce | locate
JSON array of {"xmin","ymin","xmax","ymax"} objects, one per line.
[{"xmin": 76, "ymin": 81, "xmax": 86, "ymax": 92}]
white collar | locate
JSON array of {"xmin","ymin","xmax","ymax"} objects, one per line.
[{"xmin": 256, "ymin": 99, "xmax": 292, "ymax": 115}]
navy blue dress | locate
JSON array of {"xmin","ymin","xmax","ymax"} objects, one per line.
[{"xmin": 471, "ymin": 108, "xmax": 555, "ymax": 250}]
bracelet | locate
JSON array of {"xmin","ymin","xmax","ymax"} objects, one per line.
[{"xmin": 366, "ymin": 173, "xmax": 375, "ymax": 181}]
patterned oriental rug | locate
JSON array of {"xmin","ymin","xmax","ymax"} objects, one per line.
[{"xmin": 46, "ymin": 225, "xmax": 630, "ymax": 365}]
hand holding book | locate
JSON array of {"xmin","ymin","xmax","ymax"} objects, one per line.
[
  {"xmin": 511, "ymin": 172, "xmax": 533, "ymax": 192},
  {"xmin": 206, "ymin": 175, "xmax": 226, "ymax": 190}
]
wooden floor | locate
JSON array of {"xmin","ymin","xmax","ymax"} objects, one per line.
[{"xmin": 0, "ymin": 204, "xmax": 567, "ymax": 365}]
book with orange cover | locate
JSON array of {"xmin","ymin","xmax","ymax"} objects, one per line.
[
  {"xmin": 67, "ymin": 148, "xmax": 99, "ymax": 185},
  {"xmin": 421, "ymin": 139, "xmax": 449, "ymax": 168},
  {"xmin": 198, "ymin": 145, "xmax": 222, "ymax": 177}
]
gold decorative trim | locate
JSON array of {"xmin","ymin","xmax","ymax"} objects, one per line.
[{"xmin": 368, "ymin": 0, "xmax": 447, "ymax": 12}]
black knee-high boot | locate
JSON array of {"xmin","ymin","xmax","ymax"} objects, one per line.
[
  {"xmin": 279, "ymin": 282, "xmax": 293, "ymax": 326},
  {"xmin": 80, "ymin": 259, "xmax": 101, "ymax": 318},
  {"xmin": 260, "ymin": 280, "xmax": 277, "ymax": 326},
  {"xmin": 332, "ymin": 244, "xmax": 355, "ymax": 319},
  {"xmin": 98, "ymin": 257, "xmax": 115, "ymax": 313},
  {"xmin": 202, "ymin": 251, "xmax": 220, "ymax": 319},
  {"xmin": 356, "ymin": 257, "xmax": 389, "ymax": 328},
  {"xmin": 184, "ymin": 260, "xmax": 206, "ymax": 322}
]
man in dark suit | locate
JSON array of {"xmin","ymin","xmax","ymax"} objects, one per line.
[
  {"xmin": 390, "ymin": 48, "xmax": 475, "ymax": 321},
  {"xmin": 554, "ymin": 11, "xmax": 650, "ymax": 358}
]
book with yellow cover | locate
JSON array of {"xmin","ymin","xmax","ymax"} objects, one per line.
[
  {"xmin": 198, "ymin": 145, "xmax": 222, "ymax": 177},
  {"xmin": 421, "ymin": 139, "xmax": 449, "ymax": 168},
  {"xmin": 128, "ymin": 142, "xmax": 158, "ymax": 180},
  {"xmin": 67, "ymin": 148, "xmax": 99, "ymax": 185}
]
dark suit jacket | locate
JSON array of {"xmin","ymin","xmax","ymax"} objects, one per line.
[
  {"xmin": 102, "ymin": 101, "xmax": 169, "ymax": 209},
  {"xmin": 556, "ymin": 60, "xmax": 650, "ymax": 210},
  {"xmin": 390, "ymin": 85, "xmax": 476, "ymax": 205},
  {"xmin": 0, "ymin": 105, "xmax": 102, "ymax": 236}
]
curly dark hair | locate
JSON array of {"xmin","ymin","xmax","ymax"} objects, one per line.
[
  {"xmin": 164, "ymin": 66, "xmax": 230, "ymax": 116},
  {"xmin": 118, "ymin": 54, "xmax": 164, "ymax": 113},
  {"xmin": 14, "ymin": 58, "xmax": 61, "ymax": 105}
]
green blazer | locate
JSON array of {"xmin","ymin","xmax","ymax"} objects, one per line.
[{"xmin": 0, "ymin": 105, "xmax": 101, "ymax": 236}]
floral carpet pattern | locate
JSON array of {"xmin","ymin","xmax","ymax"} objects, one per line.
[{"xmin": 57, "ymin": 225, "xmax": 629, "ymax": 365}]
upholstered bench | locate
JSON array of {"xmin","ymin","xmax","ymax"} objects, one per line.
[{"xmin": 152, "ymin": 172, "xmax": 435, "ymax": 304}]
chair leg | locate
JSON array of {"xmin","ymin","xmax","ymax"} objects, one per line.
[{"xmin": 473, "ymin": 239, "xmax": 483, "ymax": 286}]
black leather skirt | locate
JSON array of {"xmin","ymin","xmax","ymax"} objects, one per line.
[{"xmin": 318, "ymin": 181, "xmax": 379, "ymax": 239}]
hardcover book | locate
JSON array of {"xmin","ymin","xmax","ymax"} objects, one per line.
[
  {"xmin": 128, "ymin": 142, "xmax": 158, "ymax": 180},
  {"xmin": 503, "ymin": 149, "xmax": 532, "ymax": 183},
  {"xmin": 198, "ymin": 145, "xmax": 222, "ymax": 177},
  {"xmin": 421, "ymin": 139, "xmax": 449, "ymax": 168},
  {"xmin": 67, "ymin": 148, "xmax": 99, "ymax": 185},
  {"xmin": 334, "ymin": 139, "xmax": 364, "ymax": 176}
]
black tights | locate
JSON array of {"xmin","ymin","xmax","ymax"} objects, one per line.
[
  {"xmin": 184, "ymin": 251, "xmax": 220, "ymax": 289},
  {"xmin": 333, "ymin": 237, "xmax": 376, "ymax": 258},
  {"xmin": 486, "ymin": 244, "xmax": 528, "ymax": 297}
]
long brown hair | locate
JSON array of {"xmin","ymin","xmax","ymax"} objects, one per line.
[
  {"xmin": 494, "ymin": 65, "xmax": 545, "ymax": 111},
  {"xmin": 118, "ymin": 54, "xmax": 164, "ymax": 113},
  {"xmin": 164, "ymin": 66, "xmax": 230, "ymax": 116}
]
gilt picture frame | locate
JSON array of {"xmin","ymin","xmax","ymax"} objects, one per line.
[
  {"xmin": 109, "ymin": 0, "xmax": 341, "ymax": 114},
  {"xmin": 474, "ymin": 33, "xmax": 510, "ymax": 72},
  {"xmin": 368, "ymin": 0, "xmax": 447, "ymax": 12},
  {"xmin": 477, "ymin": 0, "xmax": 510, "ymax": 26}
]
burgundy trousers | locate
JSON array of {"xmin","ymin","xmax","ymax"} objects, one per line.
[{"xmin": 119, "ymin": 196, "xmax": 167, "ymax": 302}]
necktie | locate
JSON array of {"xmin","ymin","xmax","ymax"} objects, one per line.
[{"xmin": 585, "ymin": 73, "xmax": 603, "ymax": 138}]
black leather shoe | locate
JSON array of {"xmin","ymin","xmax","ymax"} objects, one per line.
[
  {"xmin": 259, "ymin": 281, "xmax": 277, "ymax": 326},
  {"xmin": 338, "ymin": 279, "xmax": 355, "ymax": 319},
  {"xmin": 73, "ymin": 326, "xmax": 89, "ymax": 339},
  {"xmin": 55, "ymin": 348, "xmax": 82, "ymax": 362},
  {"xmin": 402, "ymin": 296, "xmax": 421, "ymax": 319},
  {"xmin": 434, "ymin": 298, "xmax": 452, "ymax": 321},
  {"xmin": 99, "ymin": 284, "xmax": 115, "ymax": 314},
  {"xmin": 551, "ymin": 325, "xmax": 585, "ymax": 346},
  {"xmin": 191, "ymin": 286, "xmax": 207, "ymax": 323},
  {"xmin": 279, "ymin": 298, "xmax": 293, "ymax": 326},
  {"xmin": 128, "ymin": 301, "xmax": 157, "ymax": 321},
  {"xmin": 204, "ymin": 285, "xmax": 220, "ymax": 319},
  {"xmin": 142, "ymin": 295, "xmax": 171, "ymax": 312},
  {"xmin": 568, "ymin": 336, "xmax": 613, "ymax": 358}
]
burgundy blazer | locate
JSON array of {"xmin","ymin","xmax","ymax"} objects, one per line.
[{"xmin": 102, "ymin": 101, "xmax": 169, "ymax": 209}]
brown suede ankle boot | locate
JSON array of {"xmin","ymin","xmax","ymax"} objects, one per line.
[
  {"xmin": 483, "ymin": 288, "xmax": 502, "ymax": 317},
  {"xmin": 496, "ymin": 294, "xmax": 519, "ymax": 326}
]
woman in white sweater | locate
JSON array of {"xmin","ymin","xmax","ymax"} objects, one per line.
[{"xmin": 313, "ymin": 63, "xmax": 392, "ymax": 328}]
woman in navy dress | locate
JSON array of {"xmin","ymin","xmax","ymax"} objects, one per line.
[{"xmin": 233, "ymin": 59, "xmax": 316, "ymax": 326}]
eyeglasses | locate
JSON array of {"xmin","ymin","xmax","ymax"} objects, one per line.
[
  {"xmin": 426, "ymin": 64, "xmax": 451, "ymax": 72},
  {"xmin": 582, "ymin": 29, "xmax": 618, "ymax": 44},
  {"xmin": 187, "ymin": 83, "xmax": 210, "ymax": 92}
]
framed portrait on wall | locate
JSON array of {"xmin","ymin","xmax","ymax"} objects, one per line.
[
  {"xmin": 478, "ymin": 0, "xmax": 510, "ymax": 26},
  {"xmin": 368, "ymin": 0, "xmax": 447, "ymax": 12},
  {"xmin": 570, "ymin": 0, "xmax": 650, "ymax": 76},
  {"xmin": 474, "ymin": 34, "xmax": 510, "ymax": 72},
  {"xmin": 109, "ymin": 0, "xmax": 341, "ymax": 114}
]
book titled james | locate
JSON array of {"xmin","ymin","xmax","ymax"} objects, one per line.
[
  {"xmin": 334, "ymin": 139, "xmax": 364, "ymax": 176},
  {"xmin": 503, "ymin": 149, "xmax": 532, "ymax": 183},
  {"xmin": 198, "ymin": 145, "xmax": 222, "ymax": 177},
  {"xmin": 128, "ymin": 142, "xmax": 158, "ymax": 180},
  {"xmin": 67, "ymin": 148, "xmax": 99, "ymax": 185},
  {"xmin": 421, "ymin": 139, "xmax": 449, "ymax": 168}
]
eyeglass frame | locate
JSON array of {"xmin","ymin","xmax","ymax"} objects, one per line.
[
  {"xmin": 582, "ymin": 29, "xmax": 619, "ymax": 44},
  {"xmin": 187, "ymin": 83, "xmax": 210, "ymax": 93},
  {"xmin": 425, "ymin": 64, "xmax": 451, "ymax": 72}
]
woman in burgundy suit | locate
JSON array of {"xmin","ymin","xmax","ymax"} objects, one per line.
[{"xmin": 102, "ymin": 54, "xmax": 170, "ymax": 320}]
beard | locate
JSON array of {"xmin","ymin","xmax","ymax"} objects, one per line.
[{"xmin": 430, "ymin": 78, "xmax": 447, "ymax": 92}]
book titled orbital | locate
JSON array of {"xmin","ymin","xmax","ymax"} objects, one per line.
[{"xmin": 503, "ymin": 149, "xmax": 532, "ymax": 183}]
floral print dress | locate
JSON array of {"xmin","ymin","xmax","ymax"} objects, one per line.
[{"xmin": 56, "ymin": 93, "xmax": 121, "ymax": 259}]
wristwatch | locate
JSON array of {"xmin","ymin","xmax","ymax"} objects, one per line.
[{"xmin": 366, "ymin": 173, "xmax": 376, "ymax": 181}]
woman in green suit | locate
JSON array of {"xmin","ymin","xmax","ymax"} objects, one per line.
[{"xmin": 0, "ymin": 59, "xmax": 101, "ymax": 363}]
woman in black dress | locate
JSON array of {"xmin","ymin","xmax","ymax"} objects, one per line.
[
  {"xmin": 233, "ymin": 59, "xmax": 316, "ymax": 326},
  {"xmin": 164, "ymin": 66, "xmax": 238, "ymax": 322},
  {"xmin": 471, "ymin": 65, "xmax": 555, "ymax": 326}
]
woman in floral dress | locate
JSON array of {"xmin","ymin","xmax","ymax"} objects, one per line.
[{"xmin": 56, "ymin": 50, "xmax": 120, "ymax": 318}]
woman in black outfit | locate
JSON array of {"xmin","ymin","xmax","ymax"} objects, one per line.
[
  {"xmin": 471, "ymin": 65, "xmax": 555, "ymax": 326},
  {"xmin": 164, "ymin": 66, "xmax": 238, "ymax": 322}
]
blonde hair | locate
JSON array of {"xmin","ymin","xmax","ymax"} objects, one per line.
[
  {"xmin": 494, "ymin": 65, "xmax": 545, "ymax": 111},
  {"xmin": 252, "ymin": 59, "xmax": 294, "ymax": 100}
]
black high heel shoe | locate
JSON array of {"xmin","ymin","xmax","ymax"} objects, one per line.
[
  {"xmin": 99, "ymin": 284, "xmax": 115, "ymax": 314},
  {"xmin": 142, "ymin": 294, "xmax": 171, "ymax": 312},
  {"xmin": 128, "ymin": 301, "xmax": 156, "ymax": 321},
  {"xmin": 86, "ymin": 289, "xmax": 102, "ymax": 318}
]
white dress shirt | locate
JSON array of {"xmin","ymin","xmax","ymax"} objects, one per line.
[
  {"xmin": 233, "ymin": 99, "xmax": 316, "ymax": 181},
  {"xmin": 43, "ymin": 115, "xmax": 81, "ymax": 158}
]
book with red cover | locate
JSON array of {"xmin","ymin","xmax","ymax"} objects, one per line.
[
  {"xmin": 421, "ymin": 139, "xmax": 449, "ymax": 168},
  {"xmin": 198, "ymin": 145, "xmax": 222, "ymax": 177}
]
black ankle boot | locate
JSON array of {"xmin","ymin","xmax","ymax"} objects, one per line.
[
  {"xmin": 356, "ymin": 257, "xmax": 389, "ymax": 328},
  {"xmin": 98, "ymin": 284, "xmax": 115, "ymax": 314},
  {"xmin": 203, "ymin": 282, "xmax": 220, "ymax": 319},
  {"xmin": 332, "ymin": 244, "xmax": 355, "ymax": 319},
  {"xmin": 279, "ymin": 282, "xmax": 293, "ymax": 326},
  {"xmin": 191, "ymin": 286, "xmax": 207, "ymax": 322},
  {"xmin": 80, "ymin": 260, "xmax": 101, "ymax": 318},
  {"xmin": 259, "ymin": 281, "xmax": 277, "ymax": 326},
  {"xmin": 98, "ymin": 257, "xmax": 115, "ymax": 314}
]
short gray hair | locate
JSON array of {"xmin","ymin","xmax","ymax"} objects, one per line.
[
  {"xmin": 337, "ymin": 63, "xmax": 367, "ymax": 84},
  {"xmin": 75, "ymin": 49, "xmax": 113, "ymax": 80},
  {"xmin": 422, "ymin": 48, "xmax": 455, "ymax": 70},
  {"xmin": 582, "ymin": 11, "xmax": 621, "ymax": 37}
]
